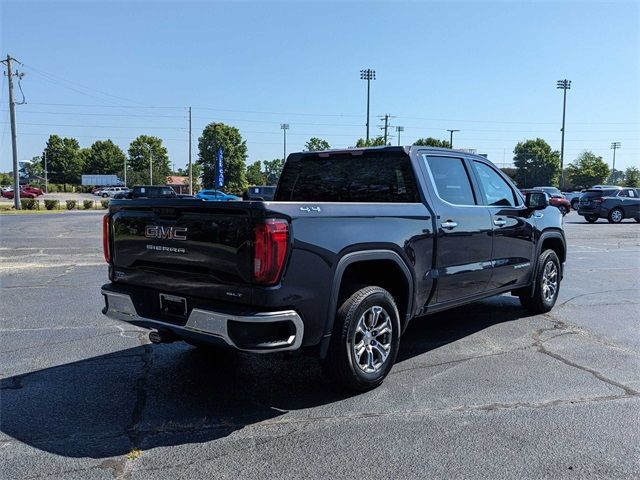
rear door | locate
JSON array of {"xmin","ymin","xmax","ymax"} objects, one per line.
[
  {"xmin": 619, "ymin": 188, "xmax": 640, "ymax": 218},
  {"xmin": 419, "ymin": 153, "xmax": 493, "ymax": 303},
  {"xmin": 470, "ymin": 159, "xmax": 535, "ymax": 290}
]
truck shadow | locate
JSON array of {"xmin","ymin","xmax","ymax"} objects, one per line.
[{"xmin": 0, "ymin": 296, "xmax": 533, "ymax": 459}]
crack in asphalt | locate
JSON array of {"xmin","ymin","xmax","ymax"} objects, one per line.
[{"xmin": 533, "ymin": 319, "xmax": 639, "ymax": 398}]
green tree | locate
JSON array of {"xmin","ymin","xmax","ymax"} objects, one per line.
[
  {"xmin": 84, "ymin": 140, "xmax": 127, "ymax": 177},
  {"xmin": 197, "ymin": 123, "xmax": 247, "ymax": 193},
  {"xmin": 44, "ymin": 135, "xmax": 83, "ymax": 186},
  {"xmin": 263, "ymin": 159, "xmax": 284, "ymax": 185},
  {"xmin": 304, "ymin": 137, "xmax": 331, "ymax": 151},
  {"xmin": 513, "ymin": 138, "xmax": 560, "ymax": 188},
  {"xmin": 566, "ymin": 151, "xmax": 610, "ymax": 189},
  {"xmin": 624, "ymin": 166, "xmax": 640, "ymax": 187},
  {"xmin": 413, "ymin": 137, "xmax": 451, "ymax": 148},
  {"xmin": 25, "ymin": 156, "xmax": 45, "ymax": 179},
  {"xmin": 355, "ymin": 137, "xmax": 387, "ymax": 147},
  {"xmin": 128, "ymin": 135, "xmax": 170, "ymax": 185},
  {"xmin": 0, "ymin": 172, "xmax": 12, "ymax": 185},
  {"xmin": 246, "ymin": 160, "xmax": 265, "ymax": 185},
  {"xmin": 609, "ymin": 168, "xmax": 625, "ymax": 185}
]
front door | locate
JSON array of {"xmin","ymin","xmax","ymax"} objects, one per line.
[
  {"xmin": 419, "ymin": 154, "xmax": 494, "ymax": 304},
  {"xmin": 470, "ymin": 160, "xmax": 535, "ymax": 290}
]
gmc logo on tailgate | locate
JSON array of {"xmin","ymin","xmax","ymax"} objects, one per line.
[{"xmin": 145, "ymin": 225, "xmax": 187, "ymax": 241}]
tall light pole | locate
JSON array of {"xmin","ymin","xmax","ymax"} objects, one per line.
[
  {"xmin": 123, "ymin": 156, "xmax": 127, "ymax": 187},
  {"xmin": 447, "ymin": 129, "xmax": 460, "ymax": 149},
  {"xmin": 557, "ymin": 79, "xmax": 571, "ymax": 190},
  {"xmin": 360, "ymin": 69, "xmax": 376, "ymax": 142},
  {"xmin": 611, "ymin": 142, "xmax": 621, "ymax": 182},
  {"xmin": 146, "ymin": 145, "xmax": 153, "ymax": 185},
  {"xmin": 280, "ymin": 123, "xmax": 289, "ymax": 161},
  {"xmin": 396, "ymin": 126, "xmax": 404, "ymax": 146}
]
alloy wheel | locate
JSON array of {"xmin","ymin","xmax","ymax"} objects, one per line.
[{"xmin": 352, "ymin": 306, "xmax": 393, "ymax": 374}]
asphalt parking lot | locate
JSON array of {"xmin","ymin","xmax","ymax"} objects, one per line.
[{"xmin": 1, "ymin": 211, "xmax": 638, "ymax": 479}]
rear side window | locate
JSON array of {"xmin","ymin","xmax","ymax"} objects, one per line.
[
  {"xmin": 275, "ymin": 153, "xmax": 420, "ymax": 202},
  {"xmin": 422, "ymin": 155, "xmax": 477, "ymax": 205}
]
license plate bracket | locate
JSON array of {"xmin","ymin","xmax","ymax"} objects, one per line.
[{"xmin": 159, "ymin": 293, "xmax": 187, "ymax": 317}]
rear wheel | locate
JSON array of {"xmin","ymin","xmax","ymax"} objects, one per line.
[
  {"xmin": 608, "ymin": 208, "xmax": 624, "ymax": 224},
  {"xmin": 519, "ymin": 249, "xmax": 561, "ymax": 314},
  {"xmin": 585, "ymin": 215, "xmax": 598, "ymax": 223},
  {"xmin": 322, "ymin": 286, "xmax": 400, "ymax": 391},
  {"xmin": 102, "ymin": 193, "xmax": 109, "ymax": 198},
  {"xmin": 571, "ymin": 199, "xmax": 579, "ymax": 210},
  {"xmin": 558, "ymin": 205, "xmax": 568, "ymax": 216}
]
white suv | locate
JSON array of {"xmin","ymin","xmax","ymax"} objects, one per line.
[{"xmin": 98, "ymin": 187, "xmax": 128, "ymax": 198}]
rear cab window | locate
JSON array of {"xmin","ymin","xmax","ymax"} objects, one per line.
[{"xmin": 275, "ymin": 151, "xmax": 420, "ymax": 202}]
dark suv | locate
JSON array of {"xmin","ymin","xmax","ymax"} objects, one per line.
[{"xmin": 578, "ymin": 187, "xmax": 640, "ymax": 223}]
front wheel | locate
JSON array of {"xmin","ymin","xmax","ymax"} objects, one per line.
[
  {"xmin": 585, "ymin": 215, "xmax": 598, "ymax": 223},
  {"xmin": 571, "ymin": 199, "xmax": 579, "ymax": 210},
  {"xmin": 322, "ymin": 286, "xmax": 400, "ymax": 392},
  {"xmin": 102, "ymin": 193, "xmax": 109, "ymax": 198},
  {"xmin": 608, "ymin": 208, "xmax": 624, "ymax": 224},
  {"xmin": 519, "ymin": 249, "xmax": 561, "ymax": 314}
]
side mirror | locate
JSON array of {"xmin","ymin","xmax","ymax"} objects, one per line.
[{"xmin": 526, "ymin": 191, "xmax": 549, "ymax": 210}]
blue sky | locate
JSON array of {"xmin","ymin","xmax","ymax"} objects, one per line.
[{"xmin": 1, "ymin": 1, "xmax": 638, "ymax": 173}]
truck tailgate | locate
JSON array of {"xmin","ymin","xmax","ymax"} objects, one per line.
[{"xmin": 108, "ymin": 200, "xmax": 261, "ymax": 303}]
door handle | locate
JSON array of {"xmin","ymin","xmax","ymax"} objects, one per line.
[
  {"xmin": 441, "ymin": 220, "xmax": 458, "ymax": 230},
  {"xmin": 493, "ymin": 218, "xmax": 507, "ymax": 227}
]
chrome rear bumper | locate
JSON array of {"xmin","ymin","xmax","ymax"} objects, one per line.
[{"xmin": 101, "ymin": 289, "xmax": 304, "ymax": 353}]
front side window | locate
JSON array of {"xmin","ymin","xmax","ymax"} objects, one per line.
[
  {"xmin": 422, "ymin": 155, "xmax": 476, "ymax": 205},
  {"xmin": 473, "ymin": 161, "xmax": 517, "ymax": 207}
]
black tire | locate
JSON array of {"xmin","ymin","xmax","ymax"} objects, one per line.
[
  {"xmin": 519, "ymin": 249, "xmax": 561, "ymax": 314},
  {"xmin": 635, "ymin": 218, "xmax": 640, "ymax": 223},
  {"xmin": 608, "ymin": 208, "xmax": 624, "ymax": 224},
  {"xmin": 322, "ymin": 286, "xmax": 400, "ymax": 392},
  {"xmin": 585, "ymin": 215, "xmax": 598, "ymax": 223},
  {"xmin": 571, "ymin": 199, "xmax": 579, "ymax": 210},
  {"xmin": 558, "ymin": 205, "xmax": 568, "ymax": 216},
  {"xmin": 102, "ymin": 193, "xmax": 109, "ymax": 198}
]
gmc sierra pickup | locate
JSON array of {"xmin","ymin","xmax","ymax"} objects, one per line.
[{"xmin": 101, "ymin": 146, "xmax": 566, "ymax": 391}]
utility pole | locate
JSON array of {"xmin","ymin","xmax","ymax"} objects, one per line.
[
  {"xmin": 396, "ymin": 126, "xmax": 404, "ymax": 146},
  {"xmin": 610, "ymin": 142, "xmax": 621, "ymax": 182},
  {"xmin": 43, "ymin": 151, "xmax": 48, "ymax": 193},
  {"xmin": 447, "ymin": 129, "xmax": 460, "ymax": 149},
  {"xmin": 281, "ymin": 123, "xmax": 289, "ymax": 161},
  {"xmin": 188, "ymin": 106, "xmax": 193, "ymax": 194},
  {"xmin": 123, "ymin": 156, "xmax": 127, "ymax": 187},
  {"xmin": 147, "ymin": 145, "xmax": 153, "ymax": 185},
  {"xmin": 382, "ymin": 114, "xmax": 389, "ymax": 144},
  {"xmin": 557, "ymin": 79, "xmax": 571, "ymax": 190},
  {"xmin": 2, "ymin": 55, "xmax": 23, "ymax": 210},
  {"xmin": 360, "ymin": 69, "xmax": 376, "ymax": 142}
]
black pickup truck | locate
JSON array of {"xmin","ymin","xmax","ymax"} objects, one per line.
[{"xmin": 102, "ymin": 147, "xmax": 566, "ymax": 390}]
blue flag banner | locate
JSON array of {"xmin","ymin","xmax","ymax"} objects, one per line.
[{"xmin": 216, "ymin": 147, "xmax": 224, "ymax": 188}]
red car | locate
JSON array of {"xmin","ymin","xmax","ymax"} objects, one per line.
[
  {"xmin": 521, "ymin": 187, "xmax": 571, "ymax": 215},
  {"xmin": 22, "ymin": 186, "xmax": 44, "ymax": 196},
  {"xmin": 2, "ymin": 189, "xmax": 37, "ymax": 199}
]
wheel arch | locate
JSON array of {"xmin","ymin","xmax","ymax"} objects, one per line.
[
  {"xmin": 319, "ymin": 249, "xmax": 414, "ymax": 358},
  {"xmin": 528, "ymin": 229, "xmax": 566, "ymax": 296}
]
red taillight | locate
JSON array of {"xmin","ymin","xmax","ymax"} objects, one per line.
[
  {"xmin": 103, "ymin": 215, "xmax": 111, "ymax": 263},
  {"xmin": 253, "ymin": 219, "xmax": 289, "ymax": 285}
]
